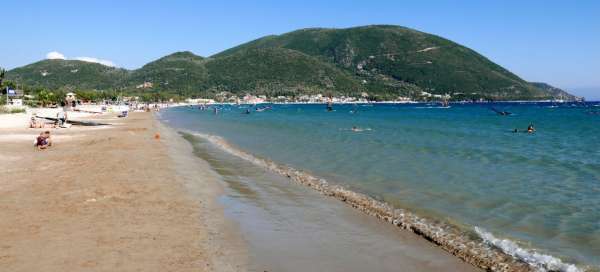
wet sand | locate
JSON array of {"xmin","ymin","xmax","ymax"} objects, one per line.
[
  {"xmin": 0, "ymin": 112, "xmax": 244, "ymax": 271},
  {"xmin": 184, "ymin": 133, "xmax": 481, "ymax": 272}
]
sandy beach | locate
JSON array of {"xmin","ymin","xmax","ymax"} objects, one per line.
[
  {"xmin": 1, "ymin": 110, "xmax": 485, "ymax": 272},
  {"xmin": 0, "ymin": 111, "xmax": 245, "ymax": 271}
]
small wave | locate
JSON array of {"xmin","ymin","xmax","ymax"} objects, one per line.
[
  {"xmin": 475, "ymin": 227, "xmax": 581, "ymax": 272},
  {"xmin": 184, "ymin": 130, "xmax": 582, "ymax": 272},
  {"xmin": 339, "ymin": 128, "xmax": 373, "ymax": 132}
]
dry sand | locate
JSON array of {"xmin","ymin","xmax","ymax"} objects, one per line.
[{"xmin": 0, "ymin": 112, "xmax": 245, "ymax": 272}]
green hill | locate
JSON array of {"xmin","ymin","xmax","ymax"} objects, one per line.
[
  {"xmin": 203, "ymin": 47, "xmax": 365, "ymax": 97},
  {"xmin": 125, "ymin": 49, "xmax": 365, "ymax": 98},
  {"xmin": 6, "ymin": 59, "xmax": 128, "ymax": 90},
  {"xmin": 215, "ymin": 25, "xmax": 552, "ymax": 100},
  {"xmin": 128, "ymin": 51, "xmax": 208, "ymax": 96},
  {"xmin": 6, "ymin": 25, "xmax": 578, "ymax": 101}
]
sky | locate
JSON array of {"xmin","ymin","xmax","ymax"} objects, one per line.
[{"xmin": 1, "ymin": 0, "xmax": 599, "ymax": 99}]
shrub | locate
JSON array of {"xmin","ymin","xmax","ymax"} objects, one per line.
[{"xmin": 0, "ymin": 106, "xmax": 26, "ymax": 114}]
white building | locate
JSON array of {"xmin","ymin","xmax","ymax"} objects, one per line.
[{"xmin": 136, "ymin": 82, "xmax": 153, "ymax": 89}]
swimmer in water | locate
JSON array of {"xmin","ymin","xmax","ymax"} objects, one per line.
[
  {"xmin": 527, "ymin": 123, "xmax": 535, "ymax": 134},
  {"xmin": 351, "ymin": 126, "xmax": 370, "ymax": 132},
  {"xmin": 350, "ymin": 104, "xmax": 358, "ymax": 114},
  {"xmin": 326, "ymin": 97, "xmax": 334, "ymax": 112}
]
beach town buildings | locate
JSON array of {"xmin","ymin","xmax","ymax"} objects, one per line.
[
  {"xmin": 242, "ymin": 94, "xmax": 266, "ymax": 104},
  {"xmin": 396, "ymin": 96, "xmax": 413, "ymax": 102}
]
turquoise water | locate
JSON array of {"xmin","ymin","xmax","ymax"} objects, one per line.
[{"xmin": 160, "ymin": 102, "xmax": 600, "ymax": 269}]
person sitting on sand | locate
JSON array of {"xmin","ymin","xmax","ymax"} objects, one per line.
[
  {"xmin": 44, "ymin": 131, "xmax": 53, "ymax": 146},
  {"xmin": 30, "ymin": 117, "xmax": 39, "ymax": 128},
  {"xmin": 527, "ymin": 124, "xmax": 535, "ymax": 134},
  {"xmin": 35, "ymin": 131, "xmax": 52, "ymax": 150},
  {"xmin": 29, "ymin": 114, "xmax": 45, "ymax": 128}
]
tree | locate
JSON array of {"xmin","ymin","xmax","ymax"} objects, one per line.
[
  {"xmin": 37, "ymin": 90, "xmax": 56, "ymax": 107},
  {"xmin": 75, "ymin": 90, "xmax": 99, "ymax": 102},
  {"xmin": 0, "ymin": 69, "xmax": 6, "ymax": 105},
  {"xmin": 0, "ymin": 68, "xmax": 5, "ymax": 91}
]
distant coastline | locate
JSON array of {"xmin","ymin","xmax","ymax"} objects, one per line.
[{"xmin": 175, "ymin": 99, "xmax": 589, "ymax": 106}]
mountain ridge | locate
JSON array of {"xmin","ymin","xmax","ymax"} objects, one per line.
[
  {"xmin": 5, "ymin": 25, "xmax": 579, "ymax": 101},
  {"xmin": 6, "ymin": 59, "xmax": 129, "ymax": 90}
]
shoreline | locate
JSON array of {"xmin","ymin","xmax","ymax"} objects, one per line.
[
  {"xmin": 172, "ymin": 100, "xmax": 594, "ymax": 107},
  {"xmin": 177, "ymin": 129, "xmax": 585, "ymax": 272},
  {"xmin": 154, "ymin": 115, "xmax": 248, "ymax": 271},
  {"xmin": 175, "ymin": 130, "xmax": 482, "ymax": 272}
]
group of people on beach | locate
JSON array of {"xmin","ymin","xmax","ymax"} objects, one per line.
[
  {"xmin": 29, "ymin": 111, "xmax": 68, "ymax": 129},
  {"xmin": 29, "ymin": 110, "xmax": 68, "ymax": 151}
]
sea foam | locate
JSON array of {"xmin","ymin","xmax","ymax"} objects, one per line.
[{"xmin": 475, "ymin": 227, "xmax": 582, "ymax": 272}]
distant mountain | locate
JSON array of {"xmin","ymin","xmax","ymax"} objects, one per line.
[
  {"xmin": 6, "ymin": 59, "xmax": 128, "ymax": 90},
  {"xmin": 529, "ymin": 82, "xmax": 580, "ymax": 100},
  {"xmin": 6, "ymin": 25, "xmax": 578, "ymax": 100}
]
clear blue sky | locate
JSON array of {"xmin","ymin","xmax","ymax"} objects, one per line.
[{"xmin": 2, "ymin": 0, "xmax": 599, "ymax": 99}]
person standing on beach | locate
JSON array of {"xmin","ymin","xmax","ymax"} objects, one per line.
[{"xmin": 57, "ymin": 110, "xmax": 67, "ymax": 127}]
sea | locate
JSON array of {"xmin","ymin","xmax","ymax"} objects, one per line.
[{"xmin": 159, "ymin": 102, "xmax": 600, "ymax": 271}]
